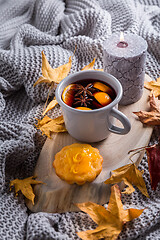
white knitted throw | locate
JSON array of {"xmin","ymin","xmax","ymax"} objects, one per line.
[{"xmin": 0, "ymin": 0, "xmax": 160, "ymax": 239}]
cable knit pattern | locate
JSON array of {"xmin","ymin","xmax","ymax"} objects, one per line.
[{"xmin": 0, "ymin": 0, "xmax": 160, "ymax": 239}]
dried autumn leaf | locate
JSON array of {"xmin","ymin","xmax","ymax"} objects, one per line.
[
  {"xmin": 144, "ymin": 77, "xmax": 160, "ymax": 97},
  {"xmin": 145, "ymin": 140, "xmax": 160, "ymax": 190},
  {"xmin": 149, "ymin": 93, "xmax": 160, "ymax": 112},
  {"xmin": 36, "ymin": 115, "xmax": 51, "ymax": 126},
  {"xmin": 81, "ymin": 58, "xmax": 96, "ymax": 71},
  {"xmin": 81, "ymin": 58, "xmax": 103, "ymax": 71},
  {"xmin": 129, "ymin": 141, "xmax": 160, "ymax": 191},
  {"xmin": 76, "ymin": 184, "xmax": 144, "ymax": 240},
  {"xmin": 105, "ymin": 163, "xmax": 149, "ymax": 197},
  {"xmin": 35, "ymin": 115, "xmax": 67, "ymax": 138},
  {"xmin": 42, "ymin": 98, "xmax": 58, "ymax": 115},
  {"xmin": 34, "ymin": 51, "xmax": 72, "ymax": 86},
  {"xmin": 10, "ymin": 176, "xmax": 43, "ymax": 205},
  {"xmin": 134, "ymin": 111, "xmax": 160, "ymax": 125},
  {"xmin": 95, "ymin": 69, "xmax": 104, "ymax": 71},
  {"xmin": 134, "ymin": 94, "xmax": 160, "ymax": 125}
]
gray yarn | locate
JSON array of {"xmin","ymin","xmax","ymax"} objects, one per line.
[{"xmin": 0, "ymin": 0, "xmax": 160, "ymax": 239}]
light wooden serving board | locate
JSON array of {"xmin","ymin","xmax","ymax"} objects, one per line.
[{"xmin": 27, "ymin": 75, "xmax": 153, "ymax": 213}]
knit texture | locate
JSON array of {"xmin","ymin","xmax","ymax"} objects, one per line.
[{"xmin": 0, "ymin": 0, "xmax": 160, "ymax": 239}]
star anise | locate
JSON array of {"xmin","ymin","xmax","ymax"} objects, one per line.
[
  {"xmin": 73, "ymin": 95, "xmax": 93, "ymax": 107},
  {"xmin": 75, "ymin": 83, "xmax": 95, "ymax": 97}
]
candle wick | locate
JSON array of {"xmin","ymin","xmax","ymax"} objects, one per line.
[{"xmin": 117, "ymin": 41, "xmax": 128, "ymax": 48}]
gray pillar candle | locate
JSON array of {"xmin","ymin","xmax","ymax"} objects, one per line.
[{"xmin": 103, "ymin": 33, "xmax": 148, "ymax": 105}]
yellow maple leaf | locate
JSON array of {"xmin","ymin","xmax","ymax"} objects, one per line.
[
  {"xmin": 81, "ymin": 58, "xmax": 96, "ymax": 71},
  {"xmin": 144, "ymin": 77, "xmax": 160, "ymax": 97},
  {"xmin": 34, "ymin": 51, "xmax": 72, "ymax": 86},
  {"xmin": 81, "ymin": 58, "xmax": 103, "ymax": 71},
  {"xmin": 105, "ymin": 163, "xmax": 149, "ymax": 197},
  {"xmin": 42, "ymin": 98, "xmax": 58, "ymax": 115},
  {"xmin": 35, "ymin": 115, "xmax": 67, "ymax": 138},
  {"xmin": 10, "ymin": 176, "xmax": 43, "ymax": 205},
  {"xmin": 76, "ymin": 184, "xmax": 144, "ymax": 240}
]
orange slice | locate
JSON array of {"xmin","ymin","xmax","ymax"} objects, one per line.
[
  {"xmin": 76, "ymin": 107, "xmax": 92, "ymax": 110},
  {"xmin": 62, "ymin": 84, "xmax": 76, "ymax": 106},
  {"xmin": 93, "ymin": 81, "xmax": 114, "ymax": 96},
  {"xmin": 92, "ymin": 100, "xmax": 103, "ymax": 109},
  {"xmin": 94, "ymin": 92, "xmax": 112, "ymax": 106}
]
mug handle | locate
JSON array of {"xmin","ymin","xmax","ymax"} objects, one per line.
[{"xmin": 108, "ymin": 108, "xmax": 131, "ymax": 135}]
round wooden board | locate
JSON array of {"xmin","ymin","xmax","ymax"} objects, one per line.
[{"xmin": 27, "ymin": 75, "xmax": 153, "ymax": 213}]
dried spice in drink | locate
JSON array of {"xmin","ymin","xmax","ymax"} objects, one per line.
[{"xmin": 62, "ymin": 79, "xmax": 116, "ymax": 110}]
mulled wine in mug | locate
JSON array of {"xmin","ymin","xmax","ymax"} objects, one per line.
[{"xmin": 55, "ymin": 70, "xmax": 131, "ymax": 142}]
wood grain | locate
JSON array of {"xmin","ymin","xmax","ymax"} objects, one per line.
[{"xmin": 26, "ymin": 75, "xmax": 153, "ymax": 213}]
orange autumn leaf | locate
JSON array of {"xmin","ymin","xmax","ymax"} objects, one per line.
[
  {"xmin": 133, "ymin": 94, "xmax": 160, "ymax": 125},
  {"xmin": 144, "ymin": 77, "xmax": 160, "ymax": 97},
  {"xmin": 76, "ymin": 184, "xmax": 144, "ymax": 240},
  {"xmin": 81, "ymin": 58, "xmax": 103, "ymax": 71},
  {"xmin": 105, "ymin": 163, "xmax": 149, "ymax": 197},
  {"xmin": 42, "ymin": 98, "xmax": 58, "ymax": 115},
  {"xmin": 35, "ymin": 115, "xmax": 67, "ymax": 138},
  {"xmin": 34, "ymin": 51, "xmax": 72, "ymax": 86},
  {"xmin": 10, "ymin": 176, "xmax": 43, "ymax": 205}
]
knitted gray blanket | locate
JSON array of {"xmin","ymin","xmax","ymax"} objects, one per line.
[{"xmin": 0, "ymin": 0, "xmax": 160, "ymax": 239}]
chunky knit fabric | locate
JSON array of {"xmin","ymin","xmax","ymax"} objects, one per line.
[{"xmin": 0, "ymin": 0, "xmax": 160, "ymax": 239}]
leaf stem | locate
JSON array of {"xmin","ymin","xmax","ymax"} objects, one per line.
[
  {"xmin": 43, "ymin": 82, "xmax": 54, "ymax": 114},
  {"xmin": 72, "ymin": 44, "xmax": 77, "ymax": 58},
  {"xmin": 129, "ymin": 149, "xmax": 146, "ymax": 163},
  {"xmin": 128, "ymin": 146, "xmax": 147, "ymax": 154}
]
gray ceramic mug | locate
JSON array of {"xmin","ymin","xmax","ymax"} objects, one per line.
[{"xmin": 55, "ymin": 70, "xmax": 131, "ymax": 142}]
